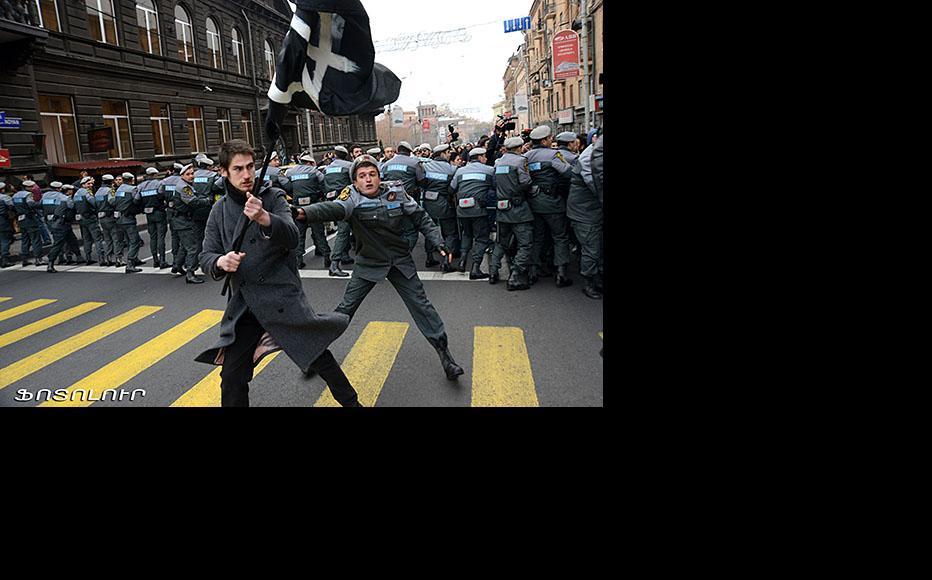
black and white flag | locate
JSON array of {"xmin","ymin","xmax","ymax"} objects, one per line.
[{"xmin": 265, "ymin": 0, "xmax": 401, "ymax": 141}]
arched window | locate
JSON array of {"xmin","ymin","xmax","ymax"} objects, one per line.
[
  {"xmin": 174, "ymin": 5, "xmax": 195, "ymax": 63},
  {"xmin": 232, "ymin": 27, "xmax": 246, "ymax": 75},
  {"xmin": 86, "ymin": 0, "xmax": 117, "ymax": 45},
  {"xmin": 136, "ymin": 0, "xmax": 161, "ymax": 56},
  {"xmin": 206, "ymin": 17, "xmax": 222, "ymax": 69},
  {"xmin": 264, "ymin": 39, "xmax": 276, "ymax": 79}
]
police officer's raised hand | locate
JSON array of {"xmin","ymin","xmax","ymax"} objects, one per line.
[
  {"xmin": 244, "ymin": 192, "xmax": 270, "ymax": 227},
  {"xmin": 218, "ymin": 251, "xmax": 246, "ymax": 273}
]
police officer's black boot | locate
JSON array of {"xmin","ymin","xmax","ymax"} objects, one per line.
[
  {"xmin": 342, "ymin": 255, "xmax": 355, "ymax": 265},
  {"xmin": 470, "ymin": 262, "xmax": 490, "ymax": 281},
  {"xmin": 324, "ymin": 256, "xmax": 332, "ymax": 269},
  {"xmin": 0, "ymin": 258, "xmax": 9, "ymax": 269},
  {"xmin": 528, "ymin": 265, "xmax": 540, "ymax": 286},
  {"xmin": 171, "ymin": 264, "xmax": 186, "ymax": 276},
  {"xmin": 425, "ymin": 252, "xmax": 440, "ymax": 268},
  {"xmin": 125, "ymin": 264, "xmax": 142, "ymax": 274},
  {"xmin": 507, "ymin": 269, "xmax": 531, "ymax": 292},
  {"xmin": 582, "ymin": 276, "xmax": 602, "ymax": 300},
  {"xmin": 555, "ymin": 265, "xmax": 573, "ymax": 288},
  {"xmin": 46, "ymin": 263, "xmax": 58, "ymax": 273},
  {"xmin": 435, "ymin": 336, "xmax": 464, "ymax": 380},
  {"xmin": 186, "ymin": 270, "xmax": 205, "ymax": 284},
  {"xmin": 594, "ymin": 273, "xmax": 603, "ymax": 293},
  {"xmin": 21, "ymin": 260, "xmax": 31, "ymax": 267},
  {"xmin": 457, "ymin": 256, "xmax": 468, "ymax": 273},
  {"xmin": 488, "ymin": 270, "xmax": 500, "ymax": 285},
  {"xmin": 329, "ymin": 259, "xmax": 349, "ymax": 278},
  {"xmin": 440, "ymin": 256, "xmax": 455, "ymax": 273}
]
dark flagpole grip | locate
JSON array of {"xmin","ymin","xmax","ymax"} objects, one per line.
[{"xmin": 221, "ymin": 145, "xmax": 277, "ymax": 297}]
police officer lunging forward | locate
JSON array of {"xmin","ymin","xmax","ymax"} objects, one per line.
[{"xmin": 296, "ymin": 155, "xmax": 465, "ymax": 381}]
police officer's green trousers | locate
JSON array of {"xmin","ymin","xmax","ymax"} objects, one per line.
[
  {"xmin": 47, "ymin": 223, "xmax": 70, "ymax": 264},
  {"xmin": 172, "ymin": 223, "xmax": 198, "ymax": 271},
  {"xmin": 146, "ymin": 214, "xmax": 167, "ymax": 264},
  {"xmin": 571, "ymin": 221, "xmax": 603, "ymax": 278},
  {"xmin": 64, "ymin": 225, "xmax": 82, "ymax": 259},
  {"xmin": 330, "ymin": 220, "xmax": 353, "ymax": 261},
  {"xmin": 20, "ymin": 221, "xmax": 42, "ymax": 261},
  {"xmin": 79, "ymin": 222, "xmax": 105, "ymax": 263},
  {"xmin": 295, "ymin": 220, "xmax": 331, "ymax": 267},
  {"xmin": 99, "ymin": 218, "xmax": 122, "ymax": 259},
  {"xmin": 120, "ymin": 221, "xmax": 142, "ymax": 263},
  {"xmin": 1, "ymin": 227, "xmax": 14, "ymax": 262},
  {"xmin": 424, "ymin": 217, "xmax": 458, "ymax": 258},
  {"xmin": 489, "ymin": 221, "xmax": 533, "ymax": 276},
  {"xmin": 458, "ymin": 217, "xmax": 490, "ymax": 268},
  {"xmin": 531, "ymin": 212, "xmax": 572, "ymax": 268},
  {"xmin": 169, "ymin": 222, "xmax": 185, "ymax": 266},
  {"xmin": 336, "ymin": 267, "xmax": 447, "ymax": 348}
]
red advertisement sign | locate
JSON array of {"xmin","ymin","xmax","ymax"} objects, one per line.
[
  {"xmin": 422, "ymin": 120, "xmax": 430, "ymax": 130},
  {"xmin": 552, "ymin": 30, "xmax": 580, "ymax": 80},
  {"xmin": 0, "ymin": 148, "xmax": 10, "ymax": 168}
]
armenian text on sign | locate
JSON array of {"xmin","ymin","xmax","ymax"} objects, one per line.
[{"xmin": 504, "ymin": 17, "xmax": 532, "ymax": 33}]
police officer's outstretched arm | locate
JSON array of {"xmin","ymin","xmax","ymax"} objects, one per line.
[{"xmin": 301, "ymin": 191, "xmax": 357, "ymax": 224}]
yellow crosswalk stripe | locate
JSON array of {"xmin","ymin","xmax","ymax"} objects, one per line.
[
  {"xmin": 0, "ymin": 298, "xmax": 11, "ymax": 304},
  {"xmin": 0, "ymin": 299, "xmax": 56, "ymax": 322},
  {"xmin": 472, "ymin": 327, "xmax": 539, "ymax": 407},
  {"xmin": 0, "ymin": 305, "xmax": 162, "ymax": 392},
  {"xmin": 0, "ymin": 302, "xmax": 106, "ymax": 349},
  {"xmin": 40, "ymin": 309, "xmax": 224, "ymax": 408},
  {"xmin": 315, "ymin": 321, "xmax": 409, "ymax": 407},
  {"xmin": 599, "ymin": 332, "xmax": 603, "ymax": 339},
  {"xmin": 171, "ymin": 352, "xmax": 282, "ymax": 407}
]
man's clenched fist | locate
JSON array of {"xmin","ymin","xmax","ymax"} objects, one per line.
[
  {"xmin": 244, "ymin": 192, "xmax": 271, "ymax": 227},
  {"xmin": 218, "ymin": 251, "xmax": 246, "ymax": 273}
]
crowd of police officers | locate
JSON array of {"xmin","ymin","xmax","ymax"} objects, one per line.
[{"xmin": 0, "ymin": 123, "xmax": 603, "ymax": 298}]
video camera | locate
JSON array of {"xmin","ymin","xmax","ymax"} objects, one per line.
[
  {"xmin": 497, "ymin": 114, "xmax": 518, "ymax": 132},
  {"xmin": 448, "ymin": 124, "xmax": 460, "ymax": 143}
]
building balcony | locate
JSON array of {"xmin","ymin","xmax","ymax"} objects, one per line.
[{"xmin": 0, "ymin": 0, "xmax": 47, "ymax": 45}]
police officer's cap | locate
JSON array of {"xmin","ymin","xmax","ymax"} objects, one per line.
[
  {"xmin": 503, "ymin": 137, "xmax": 524, "ymax": 149},
  {"xmin": 22, "ymin": 180, "xmax": 36, "ymax": 187},
  {"xmin": 334, "ymin": 145, "xmax": 348, "ymax": 154},
  {"xmin": 50, "ymin": 181, "xmax": 63, "ymax": 188},
  {"xmin": 121, "ymin": 172, "xmax": 134, "ymax": 180},
  {"xmin": 397, "ymin": 141, "xmax": 413, "ymax": 152},
  {"xmin": 101, "ymin": 174, "xmax": 114, "ymax": 181},
  {"xmin": 555, "ymin": 131, "xmax": 577, "ymax": 144},
  {"xmin": 350, "ymin": 155, "xmax": 380, "ymax": 180},
  {"xmin": 62, "ymin": 184, "xmax": 75, "ymax": 191},
  {"xmin": 299, "ymin": 153, "xmax": 315, "ymax": 163},
  {"xmin": 173, "ymin": 162, "xmax": 184, "ymax": 171},
  {"xmin": 367, "ymin": 148, "xmax": 381, "ymax": 156},
  {"xmin": 418, "ymin": 143, "xmax": 431, "ymax": 151},
  {"xmin": 146, "ymin": 167, "xmax": 159, "ymax": 175},
  {"xmin": 180, "ymin": 163, "xmax": 194, "ymax": 174},
  {"xmin": 469, "ymin": 147, "xmax": 487, "ymax": 158},
  {"xmin": 80, "ymin": 176, "xmax": 94, "ymax": 185},
  {"xmin": 0, "ymin": 182, "xmax": 5, "ymax": 189},
  {"xmin": 432, "ymin": 144, "xmax": 450, "ymax": 154},
  {"xmin": 530, "ymin": 126, "xmax": 552, "ymax": 140}
]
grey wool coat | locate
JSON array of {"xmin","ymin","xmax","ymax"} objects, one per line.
[{"xmin": 194, "ymin": 180, "xmax": 350, "ymax": 374}]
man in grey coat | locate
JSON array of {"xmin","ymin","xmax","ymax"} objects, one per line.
[{"xmin": 195, "ymin": 139, "xmax": 361, "ymax": 408}]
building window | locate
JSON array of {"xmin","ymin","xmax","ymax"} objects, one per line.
[
  {"xmin": 34, "ymin": 0, "xmax": 60, "ymax": 31},
  {"xmin": 312, "ymin": 114, "xmax": 323, "ymax": 144},
  {"xmin": 136, "ymin": 0, "xmax": 161, "ymax": 56},
  {"xmin": 217, "ymin": 108, "xmax": 232, "ymax": 144},
  {"xmin": 232, "ymin": 27, "xmax": 246, "ymax": 75},
  {"xmin": 264, "ymin": 40, "xmax": 276, "ymax": 79},
  {"xmin": 206, "ymin": 17, "xmax": 222, "ymax": 69},
  {"xmin": 187, "ymin": 106, "xmax": 205, "ymax": 153},
  {"xmin": 86, "ymin": 0, "xmax": 118, "ymax": 45},
  {"xmin": 174, "ymin": 5, "xmax": 195, "ymax": 63},
  {"xmin": 102, "ymin": 100, "xmax": 133, "ymax": 160},
  {"xmin": 39, "ymin": 95, "xmax": 80, "ymax": 164},
  {"xmin": 241, "ymin": 112, "xmax": 254, "ymax": 146},
  {"xmin": 150, "ymin": 102, "xmax": 173, "ymax": 156}
]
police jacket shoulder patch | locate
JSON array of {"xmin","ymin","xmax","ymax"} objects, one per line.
[{"xmin": 338, "ymin": 187, "xmax": 352, "ymax": 201}]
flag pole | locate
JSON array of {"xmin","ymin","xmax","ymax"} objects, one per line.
[{"xmin": 221, "ymin": 141, "xmax": 278, "ymax": 297}]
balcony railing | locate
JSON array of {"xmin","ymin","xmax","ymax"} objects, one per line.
[{"xmin": 0, "ymin": 0, "xmax": 39, "ymax": 26}]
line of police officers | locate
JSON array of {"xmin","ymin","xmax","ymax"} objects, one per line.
[
  {"xmin": 2, "ymin": 125, "xmax": 603, "ymax": 297},
  {"xmin": 0, "ymin": 154, "xmax": 227, "ymax": 284}
]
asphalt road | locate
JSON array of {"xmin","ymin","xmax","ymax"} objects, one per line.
[{"xmin": 0, "ymin": 224, "xmax": 603, "ymax": 407}]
